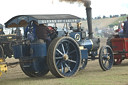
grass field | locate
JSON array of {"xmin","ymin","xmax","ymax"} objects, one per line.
[
  {"xmin": 1, "ymin": 38, "xmax": 128, "ymax": 85},
  {"xmin": 1, "ymin": 59, "xmax": 128, "ymax": 85}
]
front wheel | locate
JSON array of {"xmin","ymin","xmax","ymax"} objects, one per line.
[{"xmin": 99, "ymin": 45, "xmax": 114, "ymax": 71}]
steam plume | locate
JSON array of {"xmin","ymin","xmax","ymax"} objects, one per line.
[
  {"xmin": 59, "ymin": 0, "xmax": 91, "ymax": 7},
  {"xmin": 59, "ymin": 0, "xmax": 93, "ymax": 38}
]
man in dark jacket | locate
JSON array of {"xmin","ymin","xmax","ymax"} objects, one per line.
[
  {"xmin": 36, "ymin": 24, "xmax": 51, "ymax": 47},
  {"xmin": 123, "ymin": 17, "xmax": 128, "ymax": 38}
]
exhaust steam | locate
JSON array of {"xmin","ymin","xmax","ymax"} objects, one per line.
[
  {"xmin": 59, "ymin": 0, "xmax": 93, "ymax": 38},
  {"xmin": 59, "ymin": 0, "xmax": 91, "ymax": 8}
]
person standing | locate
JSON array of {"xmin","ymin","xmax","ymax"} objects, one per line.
[
  {"xmin": 25, "ymin": 21, "xmax": 38, "ymax": 41},
  {"xmin": 76, "ymin": 22, "xmax": 82, "ymax": 32},
  {"xmin": 15, "ymin": 28, "xmax": 22, "ymax": 40},
  {"xmin": 0, "ymin": 24, "xmax": 4, "ymax": 35},
  {"xmin": 123, "ymin": 17, "xmax": 128, "ymax": 38}
]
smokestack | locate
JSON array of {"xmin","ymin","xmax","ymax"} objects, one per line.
[
  {"xmin": 86, "ymin": 7, "xmax": 93, "ymax": 39},
  {"xmin": 83, "ymin": 0, "xmax": 93, "ymax": 39}
]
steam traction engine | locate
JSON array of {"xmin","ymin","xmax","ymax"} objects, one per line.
[{"xmin": 0, "ymin": 7, "xmax": 114, "ymax": 78}]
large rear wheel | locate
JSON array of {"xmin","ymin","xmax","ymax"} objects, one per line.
[{"xmin": 47, "ymin": 37, "xmax": 81, "ymax": 78}]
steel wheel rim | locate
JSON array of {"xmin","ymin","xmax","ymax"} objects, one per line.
[
  {"xmin": 101, "ymin": 47, "xmax": 113, "ymax": 70},
  {"xmin": 54, "ymin": 39, "xmax": 80, "ymax": 76}
]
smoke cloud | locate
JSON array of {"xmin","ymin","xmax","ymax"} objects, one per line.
[{"xmin": 59, "ymin": 0, "xmax": 91, "ymax": 7}]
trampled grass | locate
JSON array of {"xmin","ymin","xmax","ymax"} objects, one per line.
[{"xmin": 1, "ymin": 59, "xmax": 128, "ymax": 85}]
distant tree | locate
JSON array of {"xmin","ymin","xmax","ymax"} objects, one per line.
[
  {"xmin": 103, "ymin": 15, "xmax": 106, "ymax": 19},
  {"xmin": 81, "ymin": 18, "xmax": 85, "ymax": 20},
  {"xmin": 120, "ymin": 14, "xmax": 127, "ymax": 16},
  {"xmin": 97, "ymin": 16, "xmax": 101, "ymax": 19},
  {"xmin": 94, "ymin": 17, "xmax": 97, "ymax": 19},
  {"xmin": 110, "ymin": 15, "xmax": 112, "ymax": 18},
  {"xmin": 113, "ymin": 15, "xmax": 119, "ymax": 17}
]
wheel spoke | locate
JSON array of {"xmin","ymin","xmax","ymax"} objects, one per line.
[
  {"xmin": 105, "ymin": 52, "xmax": 109, "ymax": 57},
  {"xmin": 61, "ymin": 44, "xmax": 66, "ymax": 54},
  {"xmin": 55, "ymin": 57, "xmax": 63, "ymax": 60},
  {"xmin": 67, "ymin": 59, "xmax": 76, "ymax": 63},
  {"xmin": 103, "ymin": 54, "xmax": 107, "ymax": 57},
  {"xmin": 103, "ymin": 54, "xmax": 109, "ymax": 58},
  {"xmin": 66, "ymin": 43, "xmax": 70, "ymax": 54},
  {"xmin": 107, "ymin": 53, "xmax": 110, "ymax": 57},
  {"xmin": 103, "ymin": 60, "xmax": 107, "ymax": 66},
  {"xmin": 68, "ymin": 50, "xmax": 76, "ymax": 55},
  {"xmin": 65, "ymin": 63, "xmax": 71, "ymax": 72},
  {"xmin": 61, "ymin": 63, "xmax": 65, "ymax": 73},
  {"xmin": 105, "ymin": 48, "xmax": 110, "ymax": 56},
  {"xmin": 103, "ymin": 52, "xmax": 109, "ymax": 56},
  {"xmin": 108, "ymin": 58, "xmax": 113, "ymax": 63},
  {"xmin": 56, "ymin": 49, "xmax": 64, "ymax": 56},
  {"xmin": 56, "ymin": 60, "xmax": 60, "ymax": 66}
]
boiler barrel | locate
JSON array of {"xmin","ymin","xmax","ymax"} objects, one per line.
[{"xmin": 79, "ymin": 38, "xmax": 100, "ymax": 51}]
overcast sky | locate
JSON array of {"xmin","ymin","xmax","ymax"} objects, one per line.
[{"xmin": 0, "ymin": 0, "xmax": 128, "ymax": 24}]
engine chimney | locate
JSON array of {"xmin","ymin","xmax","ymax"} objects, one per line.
[
  {"xmin": 84, "ymin": 0, "xmax": 93, "ymax": 39},
  {"xmin": 86, "ymin": 7, "xmax": 93, "ymax": 39}
]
